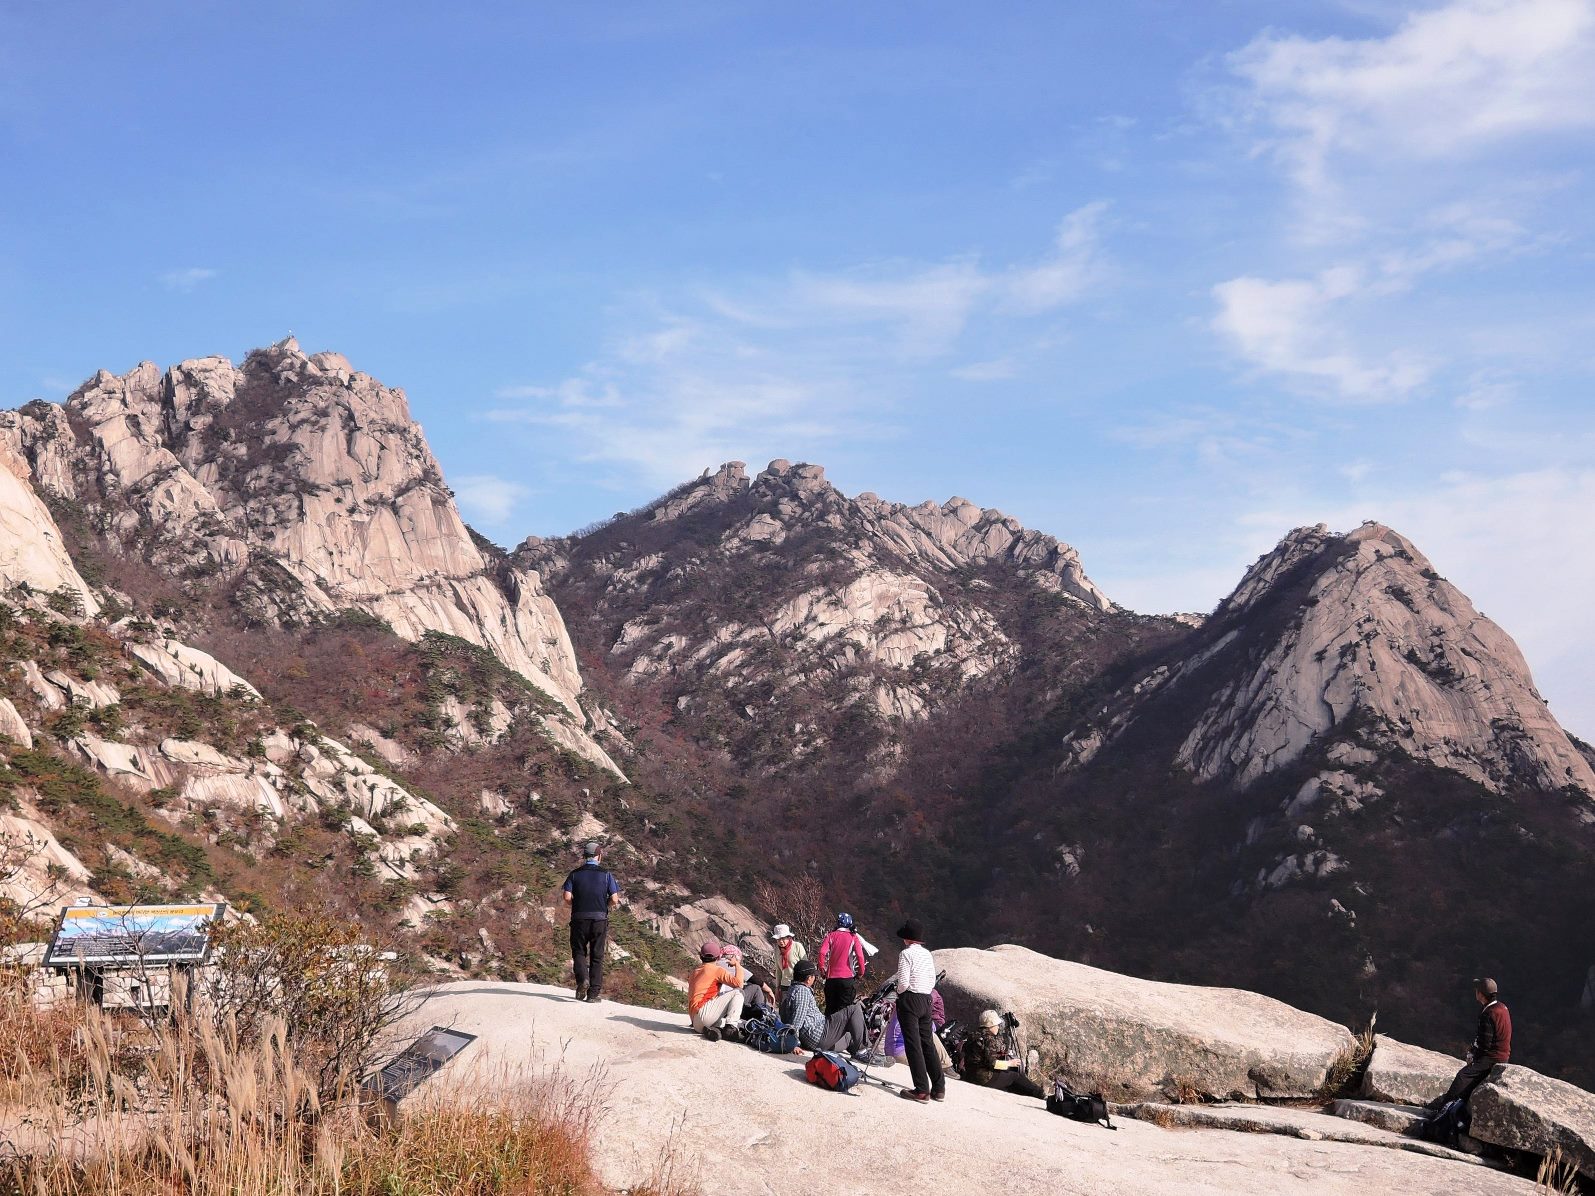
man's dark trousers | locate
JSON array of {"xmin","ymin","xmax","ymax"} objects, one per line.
[
  {"xmin": 1433, "ymin": 1057, "xmax": 1496, "ymax": 1108},
  {"xmin": 898, "ymin": 990, "xmax": 945, "ymax": 1097},
  {"xmin": 571, "ymin": 917, "xmax": 607, "ymax": 998},
  {"xmin": 823, "ymin": 977, "xmax": 857, "ymax": 1016}
]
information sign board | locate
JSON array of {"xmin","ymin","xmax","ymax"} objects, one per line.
[
  {"xmin": 369, "ymin": 1026, "xmax": 478, "ymax": 1104},
  {"xmin": 43, "ymin": 903, "xmax": 227, "ymax": 968}
]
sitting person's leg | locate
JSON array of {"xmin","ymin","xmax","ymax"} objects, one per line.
[
  {"xmin": 1430, "ymin": 1057, "xmax": 1494, "ymax": 1109},
  {"xmin": 692, "ymin": 989, "xmax": 745, "ymax": 1033},
  {"xmin": 819, "ymin": 1002, "xmax": 868, "ymax": 1054}
]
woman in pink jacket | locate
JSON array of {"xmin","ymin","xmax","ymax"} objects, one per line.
[{"xmin": 817, "ymin": 912, "xmax": 868, "ymax": 1013}]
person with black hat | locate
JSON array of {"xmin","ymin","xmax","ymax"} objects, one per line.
[
  {"xmin": 561, "ymin": 840, "xmax": 620, "ymax": 1002},
  {"xmin": 894, "ymin": 919, "xmax": 944, "ymax": 1103},
  {"xmin": 1429, "ymin": 977, "xmax": 1513, "ymax": 1108}
]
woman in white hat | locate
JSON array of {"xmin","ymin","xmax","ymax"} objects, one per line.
[{"xmin": 771, "ymin": 923, "xmax": 806, "ymax": 1001}]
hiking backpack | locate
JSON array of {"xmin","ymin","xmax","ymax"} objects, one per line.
[
  {"xmin": 1417, "ymin": 1098, "xmax": 1470, "ymax": 1149},
  {"xmin": 805, "ymin": 1050, "xmax": 862, "ymax": 1093},
  {"xmin": 1045, "ymin": 1081, "xmax": 1116, "ymax": 1129},
  {"xmin": 742, "ymin": 1011, "xmax": 800, "ymax": 1055}
]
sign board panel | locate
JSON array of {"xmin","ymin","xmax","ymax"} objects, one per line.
[
  {"xmin": 44, "ymin": 903, "xmax": 227, "ymax": 968},
  {"xmin": 369, "ymin": 1026, "xmax": 478, "ymax": 1104}
]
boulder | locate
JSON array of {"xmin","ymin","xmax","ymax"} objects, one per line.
[
  {"xmin": 1361, "ymin": 1035, "xmax": 1463, "ymax": 1106},
  {"xmin": 1470, "ymin": 1064, "xmax": 1595, "ymax": 1179},
  {"xmin": 0, "ymin": 697, "xmax": 32, "ymax": 748},
  {"xmin": 936, "ymin": 944, "xmax": 1356, "ymax": 1102}
]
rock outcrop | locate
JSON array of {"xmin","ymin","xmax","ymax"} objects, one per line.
[
  {"xmin": 394, "ymin": 981, "xmax": 1538, "ymax": 1196},
  {"xmin": 936, "ymin": 944, "xmax": 1356, "ymax": 1101},
  {"xmin": 1064, "ymin": 522, "xmax": 1595, "ymax": 799},
  {"xmin": 1182, "ymin": 523, "xmax": 1595, "ymax": 794},
  {"xmin": 0, "ymin": 441, "xmax": 97, "ymax": 616},
  {"xmin": 1360, "ymin": 1035, "xmax": 1463, "ymax": 1107},
  {"xmin": 0, "ymin": 340, "xmax": 617, "ymax": 775},
  {"xmin": 1470, "ymin": 1064, "xmax": 1595, "ymax": 1181},
  {"xmin": 522, "ymin": 458, "xmax": 1115, "ymax": 733}
]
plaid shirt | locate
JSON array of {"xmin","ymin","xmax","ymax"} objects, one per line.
[{"xmin": 779, "ymin": 982, "xmax": 827, "ymax": 1049}]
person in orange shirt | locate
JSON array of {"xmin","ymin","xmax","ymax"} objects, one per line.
[{"xmin": 687, "ymin": 941, "xmax": 745, "ymax": 1042}]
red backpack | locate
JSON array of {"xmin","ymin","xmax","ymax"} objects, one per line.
[{"xmin": 804, "ymin": 1050, "xmax": 862, "ymax": 1092}]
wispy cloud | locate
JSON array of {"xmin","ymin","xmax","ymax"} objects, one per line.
[
  {"xmin": 1208, "ymin": 2, "xmax": 1589, "ymax": 399},
  {"xmin": 158, "ymin": 267, "xmax": 218, "ymax": 292},
  {"xmin": 1210, "ymin": 266, "xmax": 1431, "ymax": 400},
  {"xmin": 454, "ymin": 473, "xmax": 531, "ymax": 525},
  {"xmin": 1229, "ymin": 0, "xmax": 1595, "ymax": 212},
  {"xmin": 484, "ymin": 206, "xmax": 1112, "ymax": 485}
]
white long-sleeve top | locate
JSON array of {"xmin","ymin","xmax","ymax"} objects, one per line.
[{"xmin": 895, "ymin": 942, "xmax": 936, "ymax": 995}]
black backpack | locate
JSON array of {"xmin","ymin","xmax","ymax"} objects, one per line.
[
  {"xmin": 1417, "ymin": 1098, "xmax": 1470, "ymax": 1148},
  {"xmin": 1046, "ymin": 1081, "xmax": 1116, "ymax": 1129}
]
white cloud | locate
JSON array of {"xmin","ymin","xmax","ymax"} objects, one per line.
[
  {"xmin": 483, "ymin": 207, "xmax": 1112, "ymax": 485},
  {"xmin": 1001, "ymin": 201, "xmax": 1111, "ymax": 313},
  {"xmin": 1231, "ymin": 0, "xmax": 1595, "ymax": 196},
  {"xmin": 453, "ymin": 474, "xmax": 531, "ymax": 525},
  {"xmin": 1210, "ymin": 268, "xmax": 1431, "ymax": 399},
  {"xmin": 159, "ymin": 267, "xmax": 218, "ymax": 292}
]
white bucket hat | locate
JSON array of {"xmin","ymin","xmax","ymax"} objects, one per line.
[{"xmin": 772, "ymin": 924, "xmax": 793, "ymax": 939}]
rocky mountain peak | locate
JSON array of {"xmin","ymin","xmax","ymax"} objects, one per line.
[
  {"xmin": 1, "ymin": 344, "xmax": 621, "ymax": 774},
  {"xmin": 1171, "ymin": 522, "xmax": 1595, "ymax": 795}
]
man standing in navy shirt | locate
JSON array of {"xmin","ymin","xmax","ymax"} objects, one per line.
[{"xmin": 562, "ymin": 840, "xmax": 620, "ymax": 1002}]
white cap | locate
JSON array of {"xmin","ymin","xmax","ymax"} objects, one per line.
[
  {"xmin": 772, "ymin": 924, "xmax": 792, "ymax": 939},
  {"xmin": 980, "ymin": 1009, "xmax": 1003, "ymax": 1031}
]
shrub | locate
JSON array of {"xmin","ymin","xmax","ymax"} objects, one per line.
[{"xmin": 201, "ymin": 908, "xmax": 421, "ymax": 1101}]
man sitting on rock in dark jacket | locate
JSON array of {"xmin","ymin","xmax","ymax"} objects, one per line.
[
  {"xmin": 957, "ymin": 1009, "xmax": 1045, "ymax": 1099},
  {"xmin": 1429, "ymin": 976, "xmax": 1512, "ymax": 1109}
]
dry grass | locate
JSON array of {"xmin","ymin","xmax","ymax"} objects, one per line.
[
  {"xmin": 0, "ymin": 981, "xmax": 642, "ymax": 1196},
  {"xmin": 1320, "ymin": 1015, "xmax": 1377, "ymax": 1100},
  {"xmin": 1536, "ymin": 1148, "xmax": 1584, "ymax": 1195}
]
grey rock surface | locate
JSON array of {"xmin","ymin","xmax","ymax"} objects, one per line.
[
  {"xmin": 1362, "ymin": 1035, "xmax": 1465, "ymax": 1106},
  {"xmin": 395, "ymin": 981, "xmax": 1537, "ymax": 1196},
  {"xmin": 937, "ymin": 944, "xmax": 1356, "ymax": 1101},
  {"xmin": 1470, "ymin": 1064, "xmax": 1595, "ymax": 1179}
]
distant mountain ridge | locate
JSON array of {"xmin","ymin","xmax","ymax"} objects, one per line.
[{"xmin": 2, "ymin": 342, "xmax": 1591, "ymax": 1085}]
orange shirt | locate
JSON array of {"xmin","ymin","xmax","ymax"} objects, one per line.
[{"xmin": 688, "ymin": 962, "xmax": 741, "ymax": 1014}]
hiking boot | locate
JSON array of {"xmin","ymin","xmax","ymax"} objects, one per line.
[
  {"xmin": 899, "ymin": 1089, "xmax": 930, "ymax": 1103},
  {"xmin": 702, "ymin": 1027, "xmax": 721, "ymax": 1042},
  {"xmin": 574, "ymin": 985, "xmax": 587, "ymax": 1001},
  {"xmin": 585, "ymin": 993, "xmax": 603, "ymax": 1004},
  {"xmin": 851, "ymin": 1050, "xmax": 886, "ymax": 1066},
  {"xmin": 931, "ymin": 1090, "xmax": 946, "ymax": 1102},
  {"xmin": 720, "ymin": 1024, "xmax": 743, "ymax": 1044}
]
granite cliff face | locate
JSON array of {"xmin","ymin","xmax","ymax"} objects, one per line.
[
  {"xmin": 1066, "ymin": 522, "xmax": 1595, "ymax": 799},
  {"xmin": 522, "ymin": 459, "xmax": 1119, "ymax": 740},
  {"xmin": 0, "ymin": 339, "xmax": 616, "ymax": 773}
]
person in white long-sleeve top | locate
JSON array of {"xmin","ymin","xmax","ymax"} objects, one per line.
[{"xmin": 893, "ymin": 919, "xmax": 944, "ymax": 1103}]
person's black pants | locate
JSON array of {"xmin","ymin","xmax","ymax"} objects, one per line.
[
  {"xmin": 823, "ymin": 977, "xmax": 857, "ymax": 1014},
  {"xmin": 1432, "ymin": 1057, "xmax": 1496, "ymax": 1108},
  {"xmin": 979, "ymin": 1069, "xmax": 1045, "ymax": 1099},
  {"xmin": 570, "ymin": 917, "xmax": 607, "ymax": 997},
  {"xmin": 898, "ymin": 990, "xmax": 944, "ymax": 1097}
]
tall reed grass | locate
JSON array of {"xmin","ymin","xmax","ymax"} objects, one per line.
[{"xmin": 0, "ymin": 982, "xmax": 610, "ymax": 1196}]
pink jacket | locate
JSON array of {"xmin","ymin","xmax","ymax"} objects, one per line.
[{"xmin": 818, "ymin": 929, "xmax": 867, "ymax": 980}]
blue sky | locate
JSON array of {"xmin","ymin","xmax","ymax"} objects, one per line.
[{"xmin": 3, "ymin": 1, "xmax": 1594, "ymax": 734}]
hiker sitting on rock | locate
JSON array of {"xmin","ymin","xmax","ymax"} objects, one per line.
[
  {"xmin": 718, "ymin": 943, "xmax": 776, "ymax": 1015},
  {"xmin": 780, "ymin": 960, "xmax": 881, "ymax": 1062},
  {"xmin": 957, "ymin": 1009, "xmax": 1045, "ymax": 1099},
  {"xmin": 1429, "ymin": 976, "xmax": 1512, "ymax": 1109},
  {"xmin": 688, "ymin": 941, "xmax": 746, "ymax": 1043}
]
